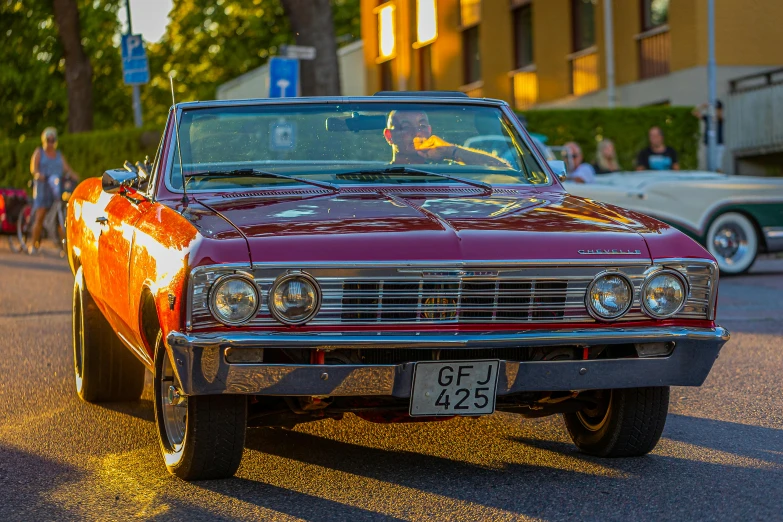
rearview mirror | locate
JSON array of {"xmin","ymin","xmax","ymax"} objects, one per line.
[
  {"xmin": 102, "ymin": 168, "xmax": 139, "ymax": 194},
  {"xmin": 547, "ymin": 160, "xmax": 567, "ymax": 182}
]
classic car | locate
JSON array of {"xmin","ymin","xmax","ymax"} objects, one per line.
[
  {"xmin": 67, "ymin": 93, "xmax": 729, "ymax": 481},
  {"xmin": 564, "ymin": 171, "xmax": 783, "ymax": 275}
]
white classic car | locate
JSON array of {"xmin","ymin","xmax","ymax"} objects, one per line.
[{"xmin": 563, "ymin": 171, "xmax": 783, "ymax": 275}]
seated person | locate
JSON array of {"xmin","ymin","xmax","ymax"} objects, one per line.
[
  {"xmin": 562, "ymin": 141, "xmax": 596, "ymax": 183},
  {"xmin": 383, "ymin": 110, "xmax": 510, "ymax": 168}
]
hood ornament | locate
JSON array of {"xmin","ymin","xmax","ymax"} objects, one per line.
[{"xmin": 578, "ymin": 249, "xmax": 642, "ymax": 255}]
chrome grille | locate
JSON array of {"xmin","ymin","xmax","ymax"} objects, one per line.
[{"xmin": 187, "ymin": 260, "xmax": 717, "ymax": 330}]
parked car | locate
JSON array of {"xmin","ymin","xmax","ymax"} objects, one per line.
[
  {"xmin": 564, "ymin": 171, "xmax": 783, "ymax": 275},
  {"xmin": 67, "ymin": 93, "xmax": 729, "ymax": 480}
]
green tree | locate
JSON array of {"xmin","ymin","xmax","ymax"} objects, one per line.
[
  {"xmin": 142, "ymin": 0, "xmax": 360, "ymax": 127},
  {"xmin": 0, "ymin": 0, "xmax": 132, "ymax": 141}
]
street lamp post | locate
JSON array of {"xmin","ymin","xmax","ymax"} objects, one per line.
[
  {"xmin": 126, "ymin": 0, "xmax": 143, "ymax": 128},
  {"xmin": 707, "ymin": 0, "xmax": 717, "ymax": 171}
]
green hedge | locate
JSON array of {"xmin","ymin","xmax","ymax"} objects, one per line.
[
  {"xmin": 518, "ymin": 107, "xmax": 700, "ymax": 171},
  {"xmin": 0, "ymin": 128, "xmax": 162, "ymax": 190}
]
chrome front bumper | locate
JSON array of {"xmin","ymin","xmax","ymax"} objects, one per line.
[{"xmin": 166, "ymin": 326, "xmax": 730, "ymax": 397}]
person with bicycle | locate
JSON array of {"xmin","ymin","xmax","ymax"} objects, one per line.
[{"xmin": 28, "ymin": 127, "xmax": 78, "ymax": 254}]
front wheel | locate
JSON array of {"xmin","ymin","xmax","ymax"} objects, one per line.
[
  {"xmin": 153, "ymin": 331, "xmax": 247, "ymax": 480},
  {"xmin": 706, "ymin": 212, "xmax": 758, "ymax": 275},
  {"xmin": 563, "ymin": 387, "xmax": 669, "ymax": 457}
]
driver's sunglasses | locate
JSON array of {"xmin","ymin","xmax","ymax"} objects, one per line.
[{"xmin": 393, "ymin": 123, "xmax": 430, "ymax": 133}]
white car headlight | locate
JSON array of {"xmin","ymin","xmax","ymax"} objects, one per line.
[
  {"xmin": 642, "ymin": 270, "xmax": 688, "ymax": 318},
  {"xmin": 209, "ymin": 274, "xmax": 260, "ymax": 325},
  {"xmin": 586, "ymin": 272, "xmax": 633, "ymax": 320},
  {"xmin": 269, "ymin": 273, "xmax": 321, "ymax": 325}
]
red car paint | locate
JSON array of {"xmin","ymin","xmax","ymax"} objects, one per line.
[{"xmin": 67, "ymin": 110, "xmax": 717, "ymax": 371}]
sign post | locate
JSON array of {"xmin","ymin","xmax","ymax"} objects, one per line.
[
  {"xmin": 268, "ymin": 57, "xmax": 300, "ymax": 98},
  {"xmin": 121, "ymin": 1, "xmax": 148, "ymax": 127}
]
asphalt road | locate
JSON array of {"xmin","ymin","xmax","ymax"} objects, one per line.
[{"xmin": 0, "ymin": 240, "xmax": 781, "ymax": 522}]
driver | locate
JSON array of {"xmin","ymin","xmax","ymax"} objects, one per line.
[{"xmin": 383, "ymin": 110, "xmax": 510, "ymax": 168}]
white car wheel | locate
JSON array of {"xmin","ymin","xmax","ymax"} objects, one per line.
[{"xmin": 706, "ymin": 212, "xmax": 758, "ymax": 275}]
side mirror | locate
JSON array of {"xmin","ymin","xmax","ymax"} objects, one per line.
[
  {"xmin": 102, "ymin": 168, "xmax": 139, "ymax": 194},
  {"xmin": 548, "ymin": 160, "xmax": 568, "ymax": 182}
]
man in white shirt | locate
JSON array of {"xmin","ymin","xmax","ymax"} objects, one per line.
[{"xmin": 563, "ymin": 141, "xmax": 596, "ymax": 184}]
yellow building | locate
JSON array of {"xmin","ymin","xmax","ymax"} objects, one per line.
[{"xmin": 361, "ymin": 0, "xmax": 783, "ymax": 109}]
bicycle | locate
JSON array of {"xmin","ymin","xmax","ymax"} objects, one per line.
[{"xmin": 11, "ymin": 177, "xmax": 75, "ymax": 256}]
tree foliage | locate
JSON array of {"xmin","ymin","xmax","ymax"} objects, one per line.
[
  {"xmin": 1, "ymin": 0, "xmax": 361, "ymax": 139},
  {"xmin": 0, "ymin": 0, "xmax": 133, "ymax": 141}
]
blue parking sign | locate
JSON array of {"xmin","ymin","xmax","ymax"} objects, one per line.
[
  {"xmin": 121, "ymin": 34, "xmax": 149, "ymax": 85},
  {"xmin": 268, "ymin": 57, "xmax": 299, "ymax": 98}
]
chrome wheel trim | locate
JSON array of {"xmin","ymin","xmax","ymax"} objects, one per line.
[
  {"xmin": 160, "ymin": 353, "xmax": 188, "ymax": 450},
  {"xmin": 576, "ymin": 390, "xmax": 612, "ymax": 432},
  {"xmin": 73, "ymin": 292, "xmax": 85, "ymax": 391},
  {"xmin": 707, "ymin": 213, "xmax": 758, "ymax": 274}
]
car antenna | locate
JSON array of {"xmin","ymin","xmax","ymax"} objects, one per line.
[{"xmin": 169, "ymin": 72, "xmax": 188, "ymax": 209}]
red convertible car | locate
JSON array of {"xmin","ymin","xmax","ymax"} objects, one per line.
[{"xmin": 67, "ymin": 93, "xmax": 729, "ymax": 480}]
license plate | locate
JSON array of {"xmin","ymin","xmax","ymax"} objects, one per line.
[{"xmin": 409, "ymin": 360, "xmax": 499, "ymax": 417}]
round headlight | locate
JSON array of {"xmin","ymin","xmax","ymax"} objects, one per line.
[
  {"xmin": 269, "ymin": 273, "xmax": 321, "ymax": 325},
  {"xmin": 642, "ymin": 270, "xmax": 688, "ymax": 318},
  {"xmin": 209, "ymin": 274, "xmax": 260, "ymax": 325},
  {"xmin": 586, "ymin": 272, "xmax": 634, "ymax": 320}
]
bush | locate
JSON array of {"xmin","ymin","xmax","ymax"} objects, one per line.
[
  {"xmin": 0, "ymin": 128, "xmax": 162, "ymax": 190},
  {"xmin": 519, "ymin": 107, "xmax": 700, "ymax": 170}
]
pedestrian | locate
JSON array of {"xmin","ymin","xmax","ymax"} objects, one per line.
[
  {"xmin": 692, "ymin": 100, "xmax": 724, "ymax": 171},
  {"xmin": 635, "ymin": 126, "xmax": 680, "ymax": 171},
  {"xmin": 562, "ymin": 141, "xmax": 596, "ymax": 183},
  {"xmin": 28, "ymin": 127, "xmax": 78, "ymax": 254},
  {"xmin": 593, "ymin": 139, "xmax": 621, "ymax": 174}
]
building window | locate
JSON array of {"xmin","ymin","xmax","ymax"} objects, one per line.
[
  {"xmin": 642, "ymin": 0, "xmax": 669, "ymax": 31},
  {"xmin": 460, "ymin": 0, "xmax": 481, "ymax": 86},
  {"xmin": 375, "ymin": 2, "xmax": 396, "ymax": 63},
  {"xmin": 512, "ymin": 2, "xmax": 533, "ymax": 69},
  {"xmin": 462, "ymin": 25, "xmax": 481, "ymax": 85},
  {"xmin": 379, "ymin": 60, "xmax": 393, "ymax": 91},
  {"xmin": 571, "ymin": 0, "xmax": 596, "ymax": 53},
  {"xmin": 417, "ymin": 45, "xmax": 433, "ymax": 90},
  {"xmin": 571, "ymin": 51, "xmax": 599, "ymax": 95},
  {"xmin": 415, "ymin": 0, "xmax": 438, "ymax": 47}
]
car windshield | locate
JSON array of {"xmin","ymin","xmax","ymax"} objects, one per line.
[{"xmin": 167, "ymin": 102, "xmax": 549, "ymax": 191}]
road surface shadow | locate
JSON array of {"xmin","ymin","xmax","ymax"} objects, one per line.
[
  {"xmin": 97, "ymin": 399, "xmax": 155, "ymax": 423},
  {"xmin": 227, "ymin": 417, "xmax": 783, "ymax": 521},
  {"xmin": 0, "ymin": 444, "xmax": 87, "ymax": 520},
  {"xmin": 0, "ymin": 255, "xmax": 71, "ymax": 273}
]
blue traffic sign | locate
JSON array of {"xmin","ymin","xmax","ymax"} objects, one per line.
[
  {"xmin": 268, "ymin": 57, "xmax": 299, "ymax": 98},
  {"xmin": 121, "ymin": 34, "xmax": 149, "ymax": 85}
]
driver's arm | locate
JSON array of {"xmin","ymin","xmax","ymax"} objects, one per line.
[{"xmin": 450, "ymin": 146, "xmax": 512, "ymax": 169}]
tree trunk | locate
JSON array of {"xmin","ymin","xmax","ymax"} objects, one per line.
[
  {"xmin": 280, "ymin": 0, "xmax": 341, "ymax": 96},
  {"xmin": 52, "ymin": 0, "xmax": 93, "ymax": 132}
]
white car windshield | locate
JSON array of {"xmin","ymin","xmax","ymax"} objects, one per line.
[{"xmin": 168, "ymin": 102, "xmax": 550, "ymax": 191}]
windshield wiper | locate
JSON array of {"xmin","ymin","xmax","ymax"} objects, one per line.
[
  {"xmin": 335, "ymin": 166, "xmax": 492, "ymax": 194},
  {"xmin": 185, "ymin": 169, "xmax": 340, "ymax": 193}
]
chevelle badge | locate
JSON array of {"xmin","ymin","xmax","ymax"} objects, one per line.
[{"xmin": 578, "ymin": 249, "xmax": 642, "ymax": 255}]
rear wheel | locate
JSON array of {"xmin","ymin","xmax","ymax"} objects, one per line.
[
  {"xmin": 706, "ymin": 212, "xmax": 758, "ymax": 275},
  {"xmin": 153, "ymin": 331, "xmax": 247, "ymax": 480},
  {"xmin": 563, "ymin": 387, "xmax": 669, "ymax": 457},
  {"xmin": 72, "ymin": 269, "xmax": 145, "ymax": 402},
  {"xmin": 14, "ymin": 203, "xmax": 32, "ymax": 254}
]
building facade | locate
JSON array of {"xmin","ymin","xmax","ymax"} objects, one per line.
[{"xmin": 361, "ymin": 0, "xmax": 783, "ymax": 110}]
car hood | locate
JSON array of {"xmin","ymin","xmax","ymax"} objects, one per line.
[{"xmin": 194, "ymin": 190, "xmax": 656, "ymax": 263}]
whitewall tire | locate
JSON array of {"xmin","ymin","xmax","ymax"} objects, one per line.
[{"xmin": 706, "ymin": 212, "xmax": 758, "ymax": 275}]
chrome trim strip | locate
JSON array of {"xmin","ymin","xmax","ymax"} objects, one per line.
[
  {"xmin": 166, "ymin": 326, "xmax": 729, "ymax": 396},
  {"xmin": 763, "ymin": 226, "xmax": 783, "ymax": 239},
  {"xmin": 186, "ymin": 258, "xmax": 719, "ymax": 328}
]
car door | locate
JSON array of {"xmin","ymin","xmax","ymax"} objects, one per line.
[{"xmin": 97, "ymin": 191, "xmax": 154, "ymax": 351}]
